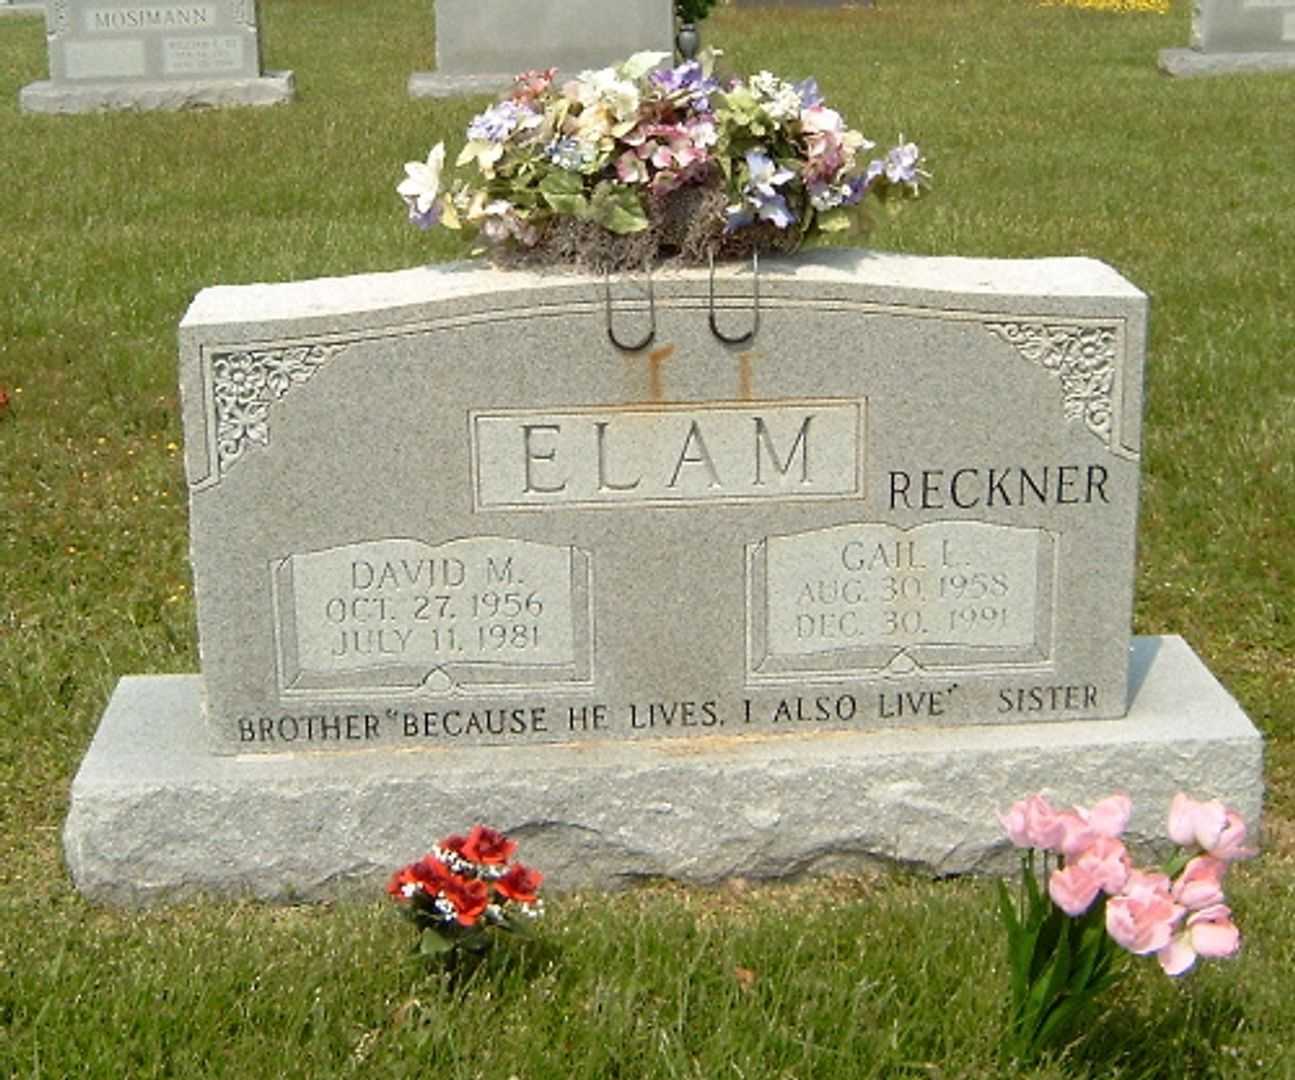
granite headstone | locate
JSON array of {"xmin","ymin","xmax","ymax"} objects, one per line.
[
  {"xmin": 1160, "ymin": 0, "xmax": 1295, "ymax": 75},
  {"xmin": 63, "ymin": 251, "xmax": 1264, "ymax": 904},
  {"xmin": 20, "ymin": 0, "xmax": 294, "ymax": 112},
  {"xmin": 409, "ymin": 0, "xmax": 674, "ymax": 98}
]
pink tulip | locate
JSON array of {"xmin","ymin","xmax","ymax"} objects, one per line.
[
  {"xmin": 1088, "ymin": 793, "xmax": 1133, "ymax": 838},
  {"xmin": 1157, "ymin": 903, "xmax": 1241, "ymax": 976},
  {"xmin": 1049, "ymin": 862, "xmax": 1103, "ymax": 916},
  {"xmin": 1168, "ymin": 793, "xmax": 1227, "ymax": 848},
  {"xmin": 1167, "ymin": 794, "xmax": 1254, "ymax": 861},
  {"xmin": 1054, "ymin": 810, "xmax": 1099, "ymax": 857},
  {"xmin": 999, "ymin": 793, "xmax": 1065, "ymax": 851},
  {"xmin": 1072, "ymin": 834, "xmax": 1131, "ymax": 895},
  {"xmin": 1055, "ymin": 793, "xmax": 1131, "ymax": 857},
  {"xmin": 1211, "ymin": 809, "xmax": 1255, "ymax": 862},
  {"xmin": 1106, "ymin": 870, "xmax": 1184, "ymax": 955},
  {"xmin": 1171, "ymin": 855, "xmax": 1228, "ymax": 911}
]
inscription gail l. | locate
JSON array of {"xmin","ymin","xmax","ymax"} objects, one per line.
[
  {"xmin": 272, "ymin": 537, "xmax": 592, "ymax": 696},
  {"xmin": 749, "ymin": 521, "xmax": 1055, "ymax": 680},
  {"xmin": 471, "ymin": 400, "xmax": 864, "ymax": 509}
]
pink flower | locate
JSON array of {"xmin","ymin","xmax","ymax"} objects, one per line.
[
  {"xmin": 1074, "ymin": 835, "xmax": 1132, "ymax": 894},
  {"xmin": 616, "ymin": 149, "xmax": 649, "ymax": 184},
  {"xmin": 999, "ymin": 794, "xmax": 1065, "ymax": 850},
  {"xmin": 1087, "ymin": 794, "xmax": 1133, "ymax": 838},
  {"xmin": 1047, "ymin": 835, "xmax": 1130, "ymax": 915},
  {"xmin": 1106, "ymin": 870, "xmax": 1184, "ymax": 955},
  {"xmin": 1168, "ymin": 794, "xmax": 1254, "ymax": 861},
  {"xmin": 1157, "ymin": 903, "xmax": 1241, "ymax": 976},
  {"xmin": 1211, "ymin": 809, "xmax": 1255, "ymax": 862},
  {"xmin": 1171, "ymin": 855, "xmax": 1228, "ymax": 911},
  {"xmin": 1049, "ymin": 862, "xmax": 1103, "ymax": 916},
  {"xmin": 1054, "ymin": 793, "xmax": 1132, "ymax": 858}
]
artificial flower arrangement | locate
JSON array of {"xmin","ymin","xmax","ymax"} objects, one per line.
[
  {"xmin": 397, "ymin": 50, "xmax": 926, "ymax": 271},
  {"xmin": 997, "ymin": 791, "xmax": 1252, "ymax": 1061},
  {"xmin": 387, "ymin": 824, "xmax": 543, "ymax": 956}
]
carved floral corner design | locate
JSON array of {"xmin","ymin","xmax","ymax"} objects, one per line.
[
  {"xmin": 50, "ymin": 0, "xmax": 69, "ymax": 34},
  {"xmin": 984, "ymin": 321, "xmax": 1117, "ymax": 448},
  {"xmin": 210, "ymin": 343, "xmax": 346, "ymax": 477}
]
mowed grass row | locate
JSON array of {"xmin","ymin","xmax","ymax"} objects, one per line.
[{"xmin": 1, "ymin": 1, "xmax": 1293, "ymax": 1075}]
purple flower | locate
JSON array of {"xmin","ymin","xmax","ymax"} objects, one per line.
[
  {"xmin": 745, "ymin": 148, "xmax": 795, "ymax": 199},
  {"xmin": 406, "ymin": 201, "xmax": 442, "ymax": 230},
  {"xmin": 794, "ymin": 77, "xmax": 823, "ymax": 108},
  {"xmin": 467, "ymin": 100, "xmax": 535, "ymax": 143},
  {"xmin": 726, "ymin": 149, "xmax": 798, "ymax": 231},
  {"xmin": 882, "ymin": 141, "xmax": 922, "ymax": 185},
  {"xmin": 650, "ymin": 60, "xmax": 719, "ymax": 105}
]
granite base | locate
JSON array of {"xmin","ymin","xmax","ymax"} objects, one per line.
[
  {"xmin": 19, "ymin": 70, "xmax": 295, "ymax": 113},
  {"xmin": 1159, "ymin": 48, "xmax": 1295, "ymax": 77},
  {"xmin": 409, "ymin": 71, "xmax": 541, "ymax": 98},
  {"xmin": 64, "ymin": 635, "xmax": 1263, "ymax": 906}
]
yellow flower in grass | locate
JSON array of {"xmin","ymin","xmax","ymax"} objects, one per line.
[{"xmin": 1041, "ymin": 0, "xmax": 1168, "ymax": 11}]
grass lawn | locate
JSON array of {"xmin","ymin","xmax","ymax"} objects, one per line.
[{"xmin": 1, "ymin": 0, "xmax": 1293, "ymax": 1075}]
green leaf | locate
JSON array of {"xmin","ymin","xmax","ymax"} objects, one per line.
[
  {"xmin": 541, "ymin": 192, "xmax": 588, "ymax": 216},
  {"xmin": 589, "ymin": 183, "xmax": 649, "ymax": 235},
  {"xmin": 538, "ymin": 169, "xmax": 589, "ymax": 217},
  {"xmin": 620, "ymin": 50, "xmax": 671, "ymax": 80},
  {"xmin": 419, "ymin": 929, "xmax": 455, "ymax": 956},
  {"xmin": 539, "ymin": 170, "xmax": 584, "ymax": 196}
]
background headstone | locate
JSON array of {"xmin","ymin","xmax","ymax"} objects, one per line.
[
  {"xmin": 20, "ymin": 0, "xmax": 294, "ymax": 112},
  {"xmin": 1160, "ymin": 0, "xmax": 1295, "ymax": 76},
  {"xmin": 0, "ymin": 1, "xmax": 46, "ymax": 15},
  {"xmin": 410, "ymin": 0, "xmax": 674, "ymax": 98},
  {"xmin": 62, "ymin": 252, "xmax": 1264, "ymax": 904}
]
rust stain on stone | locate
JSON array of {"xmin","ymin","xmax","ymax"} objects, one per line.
[
  {"xmin": 647, "ymin": 343, "xmax": 675, "ymax": 402},
  {"xmin": 736, "ymin": 350, "xmax": 757, "ymax": 401}
]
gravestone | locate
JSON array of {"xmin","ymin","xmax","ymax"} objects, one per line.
[
  {"xmin": 0, "ymin": 2, "xmax": 46, "ymax": 18},
  {"xmin": 63, "ymin": 251, "xmax": 1263, "ymax": 905},
  {"xmin": 19, "ymin": 0, "xmax": 293, "ymax": 113},
  {"xmin": 409, "ymin": 0, "xmax": 674, "ymax": 98},
  {"xmin": 1160, "ymin": 0, "xmax": 1295, "ymax": 76}
]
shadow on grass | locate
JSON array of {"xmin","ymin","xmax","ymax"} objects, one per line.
[
  {"xmin": 404, "ymin": 931, "xmax": 561, "ymax": 997},
  {"xmin": 1059, "ymin": 977, "xmax": 1247, "ymax": 1078}
]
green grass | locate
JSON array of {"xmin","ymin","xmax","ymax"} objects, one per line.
[{"xmin": 1, "ymin": 0, "xmax": 1293, "ymax": 1075}]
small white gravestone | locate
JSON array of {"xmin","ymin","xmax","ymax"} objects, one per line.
[
  {"xmin": 19, "ymin": 0, "xmax": 294, "ymax": 112},
  {"xmin": 410, "ymin": 0, "xmax": 675, "ymax": 98},
  {"xmin": 1160, "ymin": 0, "xmax": 1295, "ymax": 76},
  {"xmin": 62, "ymin": 251, "xmax": 1263, "ymax": 905}
]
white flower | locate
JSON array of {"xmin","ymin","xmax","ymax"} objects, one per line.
[
  {"xmin": 574, "ymin": 66, "xmax": 641, "ymax": 122},
  {"xmin": 749, "ymin": 70, "xmax": 802, "ymax": 120},
  {"xmin": 396, "ymin": 143, "xmax": 445, "ymax": 215}
]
